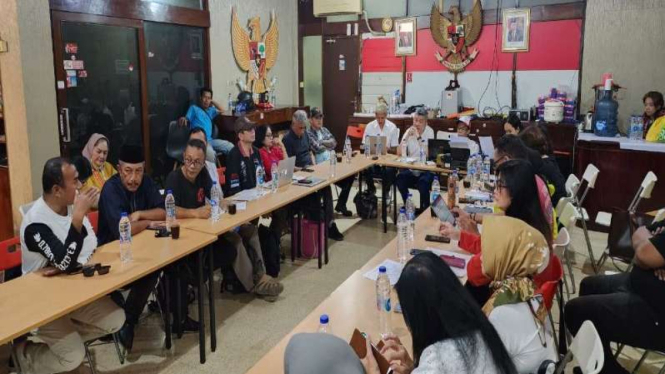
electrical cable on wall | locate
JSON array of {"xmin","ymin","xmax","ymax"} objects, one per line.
[{"xmin": 477, "ymin": 0, "xmax": 504, "ymax": 117}]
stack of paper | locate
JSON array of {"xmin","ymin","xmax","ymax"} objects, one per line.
[{"xmin": 363, "ymin": 259, "xmax": 404, "ymax": 286}]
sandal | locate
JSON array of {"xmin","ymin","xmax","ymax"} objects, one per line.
[{"xmin": 253, "ymin": 275, "xmax": 284, "ymax": 301}]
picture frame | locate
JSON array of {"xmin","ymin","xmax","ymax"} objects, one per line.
[
  {"xmin": 394, "ymin": 17, "xmax": 417, "ymax": 56},
  {"xmin": 502, "ymin": 8, "xmax": 530, "ymax": 52}
]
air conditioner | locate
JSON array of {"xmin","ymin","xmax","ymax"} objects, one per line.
[{"xmin": 313, "ymin": 0, "xmax": 362, "ymax": 17}]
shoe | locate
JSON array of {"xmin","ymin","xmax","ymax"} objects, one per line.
[
  {"xmin": 117, "ymin": 322, "xmax": 135, "ymax": 352},
  {"xmin": 253, "ymin": 275, "xmax": 284, "ymax": 302},
  {"xmin": 329, "ymin": 222, "xmax": 344, "ymax": 241},
  {"xmin": 335, "ymin": 206, "xmax": 353, "ymax": 217},
  {"xmin": 174, "ymin": 316, "xmax": 199, "ymax": 335}
]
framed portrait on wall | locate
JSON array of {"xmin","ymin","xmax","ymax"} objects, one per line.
[
  {"xmin": 395, "ymin": 17, "xmax": 416, "ymax": 56},
  {"xmin": 502, "ymin": 8, "xmax": 530, "ymax": 52}
]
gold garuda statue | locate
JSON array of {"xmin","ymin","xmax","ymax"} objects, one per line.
[{"xmin": 231, "ymin": 7, "xmax": 279, "ymax": 95}]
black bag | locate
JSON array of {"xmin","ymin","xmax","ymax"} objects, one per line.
[
  {"xmin": 607, "ymin": 209, "xmax": 653, "ymax": 263},
  {"xmin": 354, "ymin": 190, "xmax": 378, "ymax": 219},
  {"xmin": 258, "ymin": 224, "xmax": 281, "ymax": 278}
]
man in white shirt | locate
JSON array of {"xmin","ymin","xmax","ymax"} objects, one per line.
[
  {"xmin": 396, "ymin": 108, "xmax": 436, "ymax": 211},
  {"xmin": 361, "ymin": 103, "xmax": 399, "ymax": 193},
  {"xmin": 17, "ymin": 157, "xmax": 125, "ymax": 374},
  {"xmin": 456, "ymin": 116, "xmax": 480, "ymax": 155}
]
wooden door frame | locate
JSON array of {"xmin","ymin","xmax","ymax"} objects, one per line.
[{"xmin": 51, "ymin": 11, "xmax": 152, "ymax": 170}]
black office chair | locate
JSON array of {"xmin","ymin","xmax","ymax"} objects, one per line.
[{"xmin": 166, "ymin": 121, "xmax": 190, "ymax": 167}]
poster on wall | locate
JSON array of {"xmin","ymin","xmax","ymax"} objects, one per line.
[
  {"xmin": 502, "ymin": 8, "xmax": 530, "ymax": 52},
  {"xmin": 395, "ymin": 17, "xmax": 416, "ymax": 56},
  {"xmin": 65, "ymin": 43, "xmax": 78, "ymax": 54}
]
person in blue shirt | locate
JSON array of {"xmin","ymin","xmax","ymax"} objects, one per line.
[{"xmin": 179, "ymin": 87, "xmax": 233, "ymax": 162}]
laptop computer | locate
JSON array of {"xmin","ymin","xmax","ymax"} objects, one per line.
[
  {"xmin": 275, "ymin": 156, "xmax": 296, "ymax": 188},
  {"xmin": 368, "ymin": 136, "xmax": 388, "ymax": 155},
  {"xmin": 427, "ymin": 139, "xmax": 451, "ymax": 161},
  {"xmin": 450, "ymin": 146, "xmax": 471, "ymax": 170}
]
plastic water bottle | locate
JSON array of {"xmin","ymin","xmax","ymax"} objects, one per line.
[
  {"xmin": 376, "ymin": 266, "xmax": 392, "ymax": 337},
  {"xmin": 466, "ymin": 155, "xmax": 476, "ymax": 188},
  {"xmin": 377, "ymin": 141, "xmax": 383, "ymax": 157},
  {"xmin": 329, "ymin": 150, "xmax": 336, "ymax": 178},
  {"xmin": 227, "ymin": 93, "xmax": 234, "ymax": 113},
  {"xmin": 345, "ymin": 137, "xmax": 352, "ymax": 163},
  {"xmin": 405, "ymin": 193, "xmax": 415, "ymax": 243},
  {"xmin": 400, "ymin": 140, "xmax": 408, "ymax": 160},
  {"xmin": 419, "ymin": 139, "xmax": 427, "ymax": 164},
  {"xmin": 271, "ymin": 161, "xmax": 279, "ymax": 193},
  {"xmin": 165, "ymin": 190, "xmax": 176, "ymax": 231},
  {"xmin": 430, "ymin": 176, "xmax": 441, "ymax": 207},
  {"xmin": 119, "ymin": 212, "xmax": 132, "ymax": 264},
  {"xmin": 629, "ymin": 115, "xmax": 644, "ymax": 140},
  {"xmin": 256, "ymin": 165, "xmax": 265, "ymax": 187},
  {"xmin": 397, "ymin": 207, "xmax": 409, "ymax": 264},
  {"xmin": 364, "ymin": 136, "xmax": 370, "ymax": 158},
  {"xmin": 475, "ymin": 155, "xmax": 483, "ymax": 189},
  {"xmin": 211, "ymin": 181, "xmax": 222, "ymax": 222},
  {"xmin": 453, "ymin": 169, "xmax": 460, "ymax": 194},
  {"xmin": 482, "ymin": 156, "xmax": 491, "ymax": 185},
  {"xmin": 318, "ymin": 314, "xmax": 331, "ymax": 334}
]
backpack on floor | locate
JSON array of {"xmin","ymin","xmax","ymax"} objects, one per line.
[
  {"xmin": 291, "ymin": 218, "xmax": 324, "ymax": 259},
  {"xmin": 354, "ymin": 190, "xmax": 378, "ymax": 219},
  {"xmin": 258, "ymin": 224, "xmax": 281, "ymax": 278}
]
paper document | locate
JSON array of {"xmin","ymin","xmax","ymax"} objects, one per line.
[
  {"xmin": 363, "ymin": 259, "xmax": 404, "ymax": 286},
  {"xmin": 228, "ymin": 188, "xmax": 267, "ymax": 202},
  {"xmin": 398, "ymin": 157, "xmax": 417, "ymax": 163},
  {"xmin": 426, "ymin": 247, "xmax": 473, "ymax": 277},
  {"xmin": 479, "ymin": 136, "xmax": 495, "ymax": 159}
]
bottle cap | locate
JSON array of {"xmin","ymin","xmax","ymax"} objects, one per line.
[
  {"xmin": 166, "ymin": 189, "xmax": 173, "ymax": 195},
  {"xmin": 212, "ymin": 180, "xmax": 217, "ymax": 185},
  {"xmin": 408, "ymin": 193, "xmax": 413, "ymax": 197},
  {"xmin": 379, "ymin": 266, "xmax": 387, "ymax": 273},
  {"xmin": 320, "ymin": 314, "xmax": 329, "ymax": 324},
  {"xmin": 121, "ymin": 212, "xmax": 128, "ymax": 217},
  {"xmin": 400, "ymin": 207, "xmax": 406, "ymax": 213}
]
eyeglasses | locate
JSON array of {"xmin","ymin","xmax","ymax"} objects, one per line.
[
  {"xmin": 184, "ymin": 158, "xmax": 204, "ymax": 168},
  {"xmin": 83, "ymin": 263, "xmax": 111, "ymax": 277}
]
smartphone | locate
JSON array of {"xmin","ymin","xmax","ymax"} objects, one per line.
[
  {"xmin": 154, "ymin": 227, "xmax": 170, "ymax": 238},
  {"xmin": 410, "ymin": 248, "xmax": 428, "ymax": 256},
  {"xmin": 299, "ymin": 178, "xmax": 313, "ymax": 185},
  {"xmin": 425, "ymin": 234, "xmax": 451, "ymax": 244},
  {"xmin": 440, "ymin": 254, "xmax": 466, "ymax": 269},
  {"xmin": 431, "ymin": 195, "xmax": 456, "ymax": 225},
  {"xmin": 301, "ymin": 168, "xmax": 315, "ymax": 173}
]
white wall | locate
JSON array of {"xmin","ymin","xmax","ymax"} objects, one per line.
[
  {"xmin": 209, "ymin": 0, "xmax": 299, "ymax": 106},
  {"xmin": 581, "ymin": 0, "xmax": 665, "ymax": 133}
]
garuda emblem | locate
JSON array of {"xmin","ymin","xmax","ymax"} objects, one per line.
[
  {"xmin": 231, "ymin": 7, "xmax": 279, "ymax": 95},
  {"xmin": 430, "ymin": 0, "xmax": 483, "ymax": 78}
]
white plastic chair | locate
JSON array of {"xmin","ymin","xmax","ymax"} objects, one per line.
[
  {"xmin": 557, "ymin": 201, "xmax": 581, "ymax": 295},
  {"xmin": 653, "ymin": 209, "xmax": 665, "ymax": 224},
  {"xmin": 553, "ymin": 227, "xmax": 573, "ymax": 297},
  {"xmin": 19, "ymin": 201, "xmax": 35, "ymax": 217},
  {"xmin": 595, "ymin": 171, "xmax": 658, "ymax": 227},
  {"xmin": 567, "ymin": 164, "xmax": 600, "ymax": 272},
  {"xmin": 555, "ymin": 321, "xmax": 604, "ymax": 374}
]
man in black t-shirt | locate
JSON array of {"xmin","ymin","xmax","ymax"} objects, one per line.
[
  {"xmin": 181, "ymin": 135, "xmax": 283, "ymax": 301},
  {"xmin": 565, "ymin": 221, "xmax": 665, "ymax": 374}
]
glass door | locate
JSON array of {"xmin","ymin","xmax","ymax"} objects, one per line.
[{"xmin": 52, "ymin": 14, "xmax": 144, "ymax": 166}]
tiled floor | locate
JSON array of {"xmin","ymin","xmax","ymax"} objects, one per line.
[{"xmin": 2, "ymin": 187, "xmax": 664, "ymax": 374}]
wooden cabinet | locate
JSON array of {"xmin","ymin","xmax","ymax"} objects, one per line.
[{"xmin": 215, "ymin": 106, "xmax": 309, "ymax": 143}]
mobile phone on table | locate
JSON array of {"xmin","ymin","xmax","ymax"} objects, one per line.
[
  {"xmin": 425, "ymin": 234, "xmax": 451, "ymax": 244},
  {"xmin": 440, "ymin": 254, "xmax": 466, "ymax": 269},
  {"xmin": 299, "ymin": 178, "xmax": 313, "ymax": 184},
  {"xmin": 410, "ymin": 248, "xmax": 427, "ymax": 256}
]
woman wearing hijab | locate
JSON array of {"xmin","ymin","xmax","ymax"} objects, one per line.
[
  {"xmin": 480, "ymin": 215, "xmax": 557, "ymax": 374},
  {"xmin": 440, "ymin": 160, "xmax": 555, "ymax": 303},
  {"xmin": 81, "ymin": 133, "xmax": 116, "ymax": 192}
]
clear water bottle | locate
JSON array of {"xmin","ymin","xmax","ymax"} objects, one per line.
[
  {"xmin": 431, "ymin": 176, "xmax": 441, "ymax": 207},
  {"xmin": 482, "ymin": 156, "xmax": 491, "ymax": 185},
  {"xmin": 466, "ymin": 155, "xmax": 476, "ymax": 188},
  {"xmin": 345, "ymin": 137, "xmax": 352, "ymax": 163},
  {"xmin": 211, "ymin": 181, "xmax": 222, "ymax": 222},
  {"xmin": 364, "ymin": 136, "xmax": 371, "ymax": 158},
  {"xmin": 318, "ymin": 314, "xmax": 331, "ymax": 333},
  {"xmin": 377, "ymin": 140, "xmax": 383, "ymax": 157},
  {"xmin": 405, "ymin": 193, "xmax": 415, "ymax": 244},
  {"xmin": 376, "ymin": 266, "xmax": 392, "ymax": 337},
  {"xmin": 227, "ymin": 93, "xmax": 234, "ymax": 113},
  {"xmin": 400, "ymin": 140, "xmax": 408, "ymax": 159},
  {"xmin": 119, "ymin": 212, "xmax": 132, "ymax": 264},
  {"xmin": 271, "ymin": 161, "xmax": 279, "ymax": 193},
  {"xmin": 475, "ymin": 155, "xmax": 483, "ymax": 189},
  {"xmin": 256, "ymin": 165, "xmax": 265, "ymax": 187},
  {"xmin": 453, "ymin": 169, "xmax": 460, "ymax": 194},
  {"xmin": 629, "ymin": 115, "xmax": 644, "ymax": 140},
  {"xmin": 419, "ymin": 139, "xmax": 427, "ymax": 164},
  {"xmin": 397, "ymin": 207, "xmax": 409, "ymax": 264},
  {"xmin": 329, "ymin": 150, "xmax": 336, "ymax": 178},
  {"xmin": 165, "ymin": 190, "xmax": 176, "ymax": 231}
]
